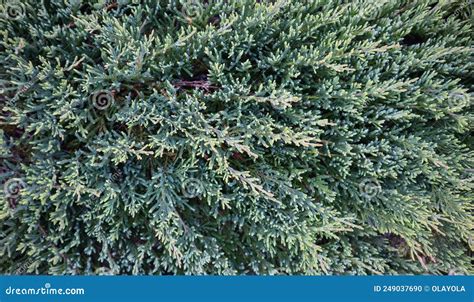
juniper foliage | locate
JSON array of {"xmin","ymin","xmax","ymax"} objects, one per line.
[{"xmin": 0, "ymin": 0, "xmax": 473, "ymax": 275}]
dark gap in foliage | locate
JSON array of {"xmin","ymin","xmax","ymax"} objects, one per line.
[
  {"xmin": 79, "ymin": 3, "xmax": 93, "ymax": 15},
  {"xmin": 401, "ymin": 32, "xmax": 427, "ymax": 46},
  {"xmin": 60, "ymin": 135, "xmax": 86, "ymax": 154}
]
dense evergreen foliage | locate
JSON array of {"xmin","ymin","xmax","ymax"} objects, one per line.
[{"xmin": 0, "ymin": 0, "xmax": 473, "ymax": 275}]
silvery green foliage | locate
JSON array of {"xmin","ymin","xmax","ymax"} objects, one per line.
[{"xmin": 0, "ymin": 0, "xmax": 472, "ymax": 275}]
